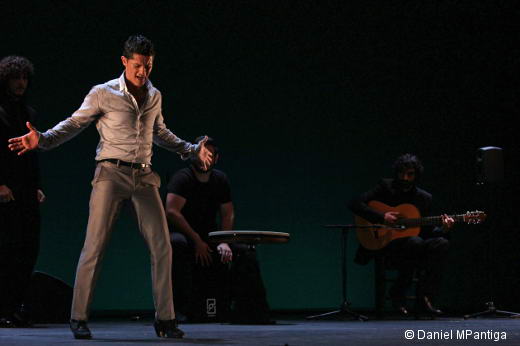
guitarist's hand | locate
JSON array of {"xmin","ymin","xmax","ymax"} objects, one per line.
[
  {"xmin": 384, "ymin": 211, "xmax": 401, "ymax": 224},
  {"xmin": 441, "ymin": 214, "xmax": 454, "ymax": 231}
]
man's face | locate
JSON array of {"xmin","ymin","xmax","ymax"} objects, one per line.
[
  {"xmin": 396, "ymin": 168, "xmax": 416, "ymax": 191},
  {"xmin": 121, "ymin": 53, "xmax": 153, "ymax": 88},
  {"xmin": 193, "ymin": 145, "xmax": 218, "ymax": 173},
  {"xmin": 8, "ymin": 75, "xmax": 28, "ymax": 97}
]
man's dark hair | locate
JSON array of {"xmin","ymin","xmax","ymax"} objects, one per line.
[
  {"xmin": 195, "ymin": 136, "xmax": 219, "ymax": 155},
  {"xmin": 0, "ymin": 55, "xmax": 34, "ymax": 90},
  {"xmin": 122, "ymin": 35, "xmax": 155, "ymax": 58},
  {"xmin": 392, "ymin": 153, "xmax": 424, "ymax": 178}
]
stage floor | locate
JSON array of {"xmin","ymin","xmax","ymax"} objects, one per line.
[{"xmin": 1, "ymin": 316, "xmax": 519, "ymax": 345}]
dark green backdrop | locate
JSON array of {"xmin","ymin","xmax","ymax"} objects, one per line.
[{"xmin": 2, "ymin": 1, "xmax": 519, "ymax": 313}]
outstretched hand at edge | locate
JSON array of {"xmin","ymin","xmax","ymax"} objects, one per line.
[
  {"xmin": 196, "ymin": 135, "xmax": 213, "ymax": 170},
  {"xmin": 8, "ymin": 122, "xmax": 39, "ymax": 155}
]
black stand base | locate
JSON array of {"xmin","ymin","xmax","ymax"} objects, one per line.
[
  {"xmin": 309, "ymin": 225, "xmax": 372, "ymax": 322},
  {"xmin": 306, "ymin": 301, "xmax": 368, "ymax": 321},
  {"xmin": 464, "ymin": 302, "xmax": 520, "ymax": 319}
]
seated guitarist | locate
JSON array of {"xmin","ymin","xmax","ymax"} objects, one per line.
[{"xmin": 349, "ymin": 153, "xmax": 453, "ymax": 317}]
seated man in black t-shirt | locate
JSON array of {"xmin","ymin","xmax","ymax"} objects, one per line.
[{"xmin": 165, "ymin": 136, "xmax": 270, "ymax": 323}]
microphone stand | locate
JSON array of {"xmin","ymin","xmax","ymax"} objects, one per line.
[
  {"xmin": 463, "ymin": 182, "xmax": 519, "ymax": 319},
  {"xmin": 306, "ymin": 224, "xmax": 389, "ymax": 321}
]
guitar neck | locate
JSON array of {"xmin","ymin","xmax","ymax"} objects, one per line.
[{"xmin": 400, "ymin": 214, "xmax": 465, "ymax": 227}]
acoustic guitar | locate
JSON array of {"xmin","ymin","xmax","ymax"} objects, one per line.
[{"xmin": 355, "ymin": 200, "xmax": 486, "ymax": 250}]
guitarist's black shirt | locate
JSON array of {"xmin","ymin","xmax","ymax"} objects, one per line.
[
  {"xmin": 350, "ymin": 179, "xmax": 431, "ymax": 227},
  {"xmin": 349, "ymin": 178, "xmax": 442, "ymax": 254}
]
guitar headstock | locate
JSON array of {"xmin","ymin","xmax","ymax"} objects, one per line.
[{"xmin": 463, "ymin": 210, "xmax": 487, "ymax": 224}]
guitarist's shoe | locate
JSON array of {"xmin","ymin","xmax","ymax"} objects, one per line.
[
  {"xmin": 391, "ymin": 299, "xmax": 409, "ymax": 317},
  {"xmin": 389, "ymin": 287, "xmax": 409, "ymax": 317},
  {"xmin": 415, "ymin": 296, "xmax": 442, "ymax": 318},
  {"xmin": 393, "ymin": 304, "xmax": 409, "ymax": 317}
]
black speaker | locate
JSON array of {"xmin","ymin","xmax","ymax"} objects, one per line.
[
  {"xmin": 25, "ymin": 271, "xmax": 73, "ymax": 323},
  {"xmin": 476, "ymin": 146, "xmax": 503, "ymax": 183}
]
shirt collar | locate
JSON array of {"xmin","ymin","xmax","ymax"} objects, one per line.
[{"xmin": 118, "ymin": 72, "xmax": 153, "ymax": 94}]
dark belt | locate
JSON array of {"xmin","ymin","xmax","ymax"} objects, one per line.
[{"xmin": 98, "ymin": 159, "xmax": 151, "ymax": 169}]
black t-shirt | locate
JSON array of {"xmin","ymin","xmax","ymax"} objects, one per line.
[{"xmin": 167, "ymin": 167, "xmax": 232, "ymax": 240}]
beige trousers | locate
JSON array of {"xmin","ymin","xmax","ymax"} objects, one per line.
[{"xmin": 70, "ymin": 161, "xmax": 175, "ymax": 321}]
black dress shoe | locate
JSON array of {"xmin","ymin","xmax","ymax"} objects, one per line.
[
  {"xmin": 0, "ymin": 317, "xmax": 16, "ymax": 328},
  {"xmin": 70, "ymin": 319, "xmax": 92, "ymax": 339},
  {"xmin": 390, "ymin": 300, "xmax": 409, "ymax": 316},
  {"xmin": 394, "ymin": 304, "xmax": 409, "ymax": 316},
  {"xmin": 154, "ymin": 319, "xmax": 184, "ymax": 338},
  {"xmin": 416, "ymin": 296, "xmax": 442, "ymax": 316},
  {"xmin": 390, "ymin": 295, "xmax": 409, "ymax": 317}
]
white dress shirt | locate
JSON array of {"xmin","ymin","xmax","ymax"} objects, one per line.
[{"xmin": 39, "ymin": 73, "xmax": 197, "ymax": 164}]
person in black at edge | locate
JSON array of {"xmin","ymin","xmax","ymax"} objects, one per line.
[
  {"xmin": 349, "ymin": 154, "xmax": 452, "ymax": 317},
  {"xmin": 0, "ymin": 56, "xmax": 46, "ymax": 328},
  {"xmin": 165, "ymin": 136, "xmax": 271, "ymax": 324}
]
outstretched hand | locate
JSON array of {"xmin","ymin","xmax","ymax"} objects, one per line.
[
  {"xmin": 8, "ymin": 122, "xmax": 40, "ymax": 155},
  {"xmin": 196, "ymin": 136, "xmax": 213, "ymax": 170}
]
